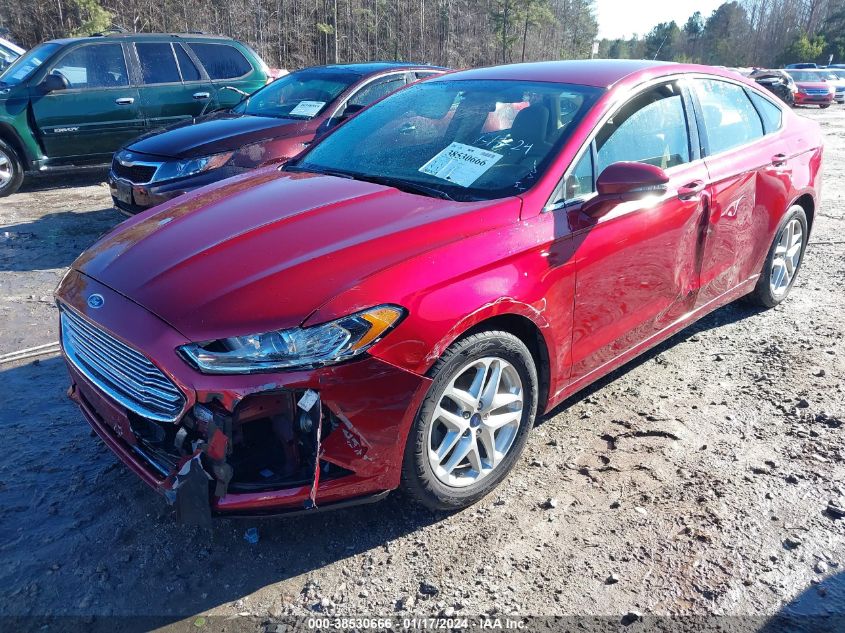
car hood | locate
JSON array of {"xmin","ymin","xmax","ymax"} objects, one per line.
[
  {"xmin": 127, "ymin": 112, "xmax": 308, "ymax": 159},
  {"xmin": 73, "ymin": 169, "xmax": 519, "ymax": 342},
  {"xmin": 795, "ymin": 81, "xmax": 830, "ymax": 90}
]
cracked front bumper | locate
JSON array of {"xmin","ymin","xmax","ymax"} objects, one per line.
[{"xmin": 56, "ymin": 269, "xmax": 432, "ymax": 517}]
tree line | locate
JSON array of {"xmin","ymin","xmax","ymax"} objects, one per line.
[
  {"xmin": 599, "ymin": 0, "xmax": 845, "ymax": 68},
  {"xmin": 0, "ymin": 0, "xmax": 598, "ymax": 71}
]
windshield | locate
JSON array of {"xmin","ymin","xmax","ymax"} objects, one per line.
[
  {"xmin": 0, "ymin": 42, "xmax": 62, "ymax": 86},
  {"xmin": 233, "ymin": 68, "xmax": 360, "ymax": 118},
  {"xmin": 293, "ymin": 79, "xmax": 602, "ymax": 201},
  {"xmin": 786, "ymin": 70, "xmax": 826, "ymax": 82}
]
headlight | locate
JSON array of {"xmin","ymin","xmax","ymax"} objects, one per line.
[
  {"xmin": 178, "ymin": 305, "xmax": 405, "ymax": 374},
  {"xmin": 153, "ymin": 151, "xmax": 234, "ymax": 182}
]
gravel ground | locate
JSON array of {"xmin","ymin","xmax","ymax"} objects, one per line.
[{"xmin": 0, "ymin": 108, "xmax": 843, "ymax": 631}]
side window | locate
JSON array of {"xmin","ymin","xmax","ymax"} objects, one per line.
[
  {"xmin": 747, "ymin": 90, "xmax": 783, "ymax": 134},
  {"xmin": 189, "ymin": 43, "xmax": 252, "ymax": 80},
  {"xmin": 415, "ymin": 71, "xmax": 441, "ymax": 80},
  {"xmin": 595, "ymin": 82, "xmax": 691, "ymax": 174},
  {"xmin": 348, "ymin": 75, "xmax": 407, "ymax": 109},
  {"xmin": 694, "ymin": 79, "xmax": 764, "ymax": 154},
  {"xmin": 50, "ymin": 44, "xmax": 128, "ymax": 89},
  {"xmin": 175, "ymin": 44, "xmax": 201, "ymax": 81},
  {"xmin": 136, "ymin": 43, "xmax": 180, "ymax": 84},
  {"xmin": 565, "ymin": 150, "xmax": 594, "ymax": 200}
]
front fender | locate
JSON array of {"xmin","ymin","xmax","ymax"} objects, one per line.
[{"xmin": 0, "ymin": 96, "xmax": 42, "ymax": 165}]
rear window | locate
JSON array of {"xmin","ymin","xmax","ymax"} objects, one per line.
[
  {"xmin": 136, "ymin": 43, "xmax": 180, "ymax": 84},
  {"xmin": 694, "ymin": 79, "xmax": 764, "ymax": 155},
  {"xmin": 175, "ymin": 44, "xmax": 200, "ymax": 81},
  {"xmin": 747, "ymin": 90, "xmax": 783, "ymax": 134},
  {"xmin": 189, "ymin": 43, "xmax": 252, "ymax": 79}
]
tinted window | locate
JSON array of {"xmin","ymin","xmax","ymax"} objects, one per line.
[
  {"xmin": 694, "ymin": 79, "xmax": 764, "ymax": 154},
  {"xmin": 175, "ymin": 44, "xmax": 201, "ymax": 81},
  {"xmin": 50, "ymin": 44, "xmax": 128, "ymax": 89},
  {"xmin": 348, "ymin": 75, "xmax": 407, "ymax": 108},
  {"xmin": 596, "ymin": 82, "xmax": 690, "ymax": 174},
  {"xmin": 296, "ymin": 79, "xmax": 603, "ymax": 201},
  {"xmin": 747, "ymin": 91, "xmax": 782, "ymax": 134},
  {"xmin": 415, "ymin": 71, "xmax": 441, "ymax": 79},
  {"xmin": 136, "ymin": 43, "xmax": 180, "ymax": 84},
  {"xmin": 189, "ymin": 43, "xmax": 251, "ymax": 79}
]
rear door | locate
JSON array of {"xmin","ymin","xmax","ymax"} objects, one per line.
[
  {"xmin": 132, "ymin": 41, "xmax": 217, "ymax": 133},
  {"xmin": 186, "ymin": 42, "xmax": 264, "ymax": 109},
  {"xmin": 31, "ymin": 42, "xmax": 142, "ymax": 161},
  {"xmin": 690, "ymin": 78, "xmax": 785, "ymax": 307},
  {"xmin": 563, "ymin": 80, "xmax": 710, "ymax": 380}
]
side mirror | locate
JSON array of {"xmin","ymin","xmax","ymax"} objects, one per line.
[
  {"xmin": 40, "ymin": 73, "xmax": 69, "ymax": 93},
  {"xmin": 581, "ymin": 161, "xmax": 669, "ymax": 218}
]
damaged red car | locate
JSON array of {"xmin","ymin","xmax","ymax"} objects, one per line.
[{"xmin": 56, "ymin": 60, "xmax": 823, "ymax": 521}]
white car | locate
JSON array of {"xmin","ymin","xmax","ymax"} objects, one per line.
[
  {"xmin": 0, "ymin": 37, "xmax": 24, "ymax": 72},
  {"xmin": 825, "ymin": 69, "xmax": 845, "ymax": 104}
]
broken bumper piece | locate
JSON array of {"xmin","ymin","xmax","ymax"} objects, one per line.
[{"xmin": 59, "ymin": 271, "xmax": 431, "ymax": 521}]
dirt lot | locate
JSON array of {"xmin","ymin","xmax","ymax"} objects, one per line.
[{"xmin": 1, "ymin": 108, "xmax": 843, "ymax": 631}]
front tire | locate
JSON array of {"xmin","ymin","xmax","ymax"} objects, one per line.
[
  {"xmin": 0, "ymin": 139, "xmax": 24, "ymax": 198},
  {"xmin": 745, "ymin": 205, "xmax": 808, "ymax": 308},
  {"xmin": 401, "ymin": 331, "xmax": 538, "ymax": 511}
]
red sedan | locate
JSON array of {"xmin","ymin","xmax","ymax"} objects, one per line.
[{"xmin": 56, "ymin": 60, "xmax": 823, "ymax": 521}]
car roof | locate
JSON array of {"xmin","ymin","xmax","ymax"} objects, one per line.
[
  {"xmin": 429, "ymin": 59, "xmax": 768, "ymax": 89},
  {"xmin": 317, "ymin": 61, "xmax": 448, "ymax": 75},
  {"xmin": 45, "ymin": 32, "xmax": 237, "ymax": 46},
  {"xmin": 430, "ymin": 59, "xmax": 681, "ymax": 87}
]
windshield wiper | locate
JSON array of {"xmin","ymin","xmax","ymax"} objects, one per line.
[{"xmin": 346, "ymin": 174, "xmax": 456, "ymax": 201}]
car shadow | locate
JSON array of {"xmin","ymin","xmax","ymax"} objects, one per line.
[
  {"xmin": 539, "ymin": 299, "xmax": 768, "ymax": 423},
  {"xmin": 758, "ymin": 570, "xmax": 845, "ymax": 632},
  {"xmin": 0, "ymin": 356, "xmax": 446, "ymax": 626},
  {"xmin": 0, "ymin": 207, "xmax": 124, "ymax": 272},
  {"xmin": 16, "ymin": 168, "xmax": 110, "ymax": 194}
]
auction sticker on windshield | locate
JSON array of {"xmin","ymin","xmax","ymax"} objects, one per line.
[
  {"xmin": 419, "ymin": 142, "xmax": 503, "ymax": 187},
  {"xmin": 290, "ymin": 101, "xmax": 326, "ymax": 117}
]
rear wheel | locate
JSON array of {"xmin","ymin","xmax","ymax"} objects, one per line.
[
  {"xmin": 820, "ymin": 104, "xmax": 830, "ymax": 109},
  {"xmin": 0, "ymin": 139, "xmax": 24, "ymax": 198},
  {"xmin": 744, "ymin": 205, "xmax": 808, "ymax": 308},
  {"xmin": 401, "ymin": 331, "xmax": 538, "ymax": 511}
]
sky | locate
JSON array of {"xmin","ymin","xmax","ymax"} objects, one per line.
[{"xmin": 595, "ymin": 0, "xmax": 727, "ymax": 40}]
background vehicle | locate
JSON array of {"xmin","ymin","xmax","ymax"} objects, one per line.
[
  {"xmin": 108, "ymin": 62, "xmax": 446, "ymax": 214},
  {"xmin": 785, "ymin": 69, "xmax": 834, "ymax": 107},
  {"xmin": 750, "ymin": 69, "xmax": 795, "ymax": 105},
  {"xmin": 0, "ymin": 32, "xmax": 270, "ymax": 197},
  {"xmin": 786, "ymin": 62, "xmax": 819, "ymax": 69},
  {"xmin": 0, "ymin": 36, "xmax": 24, "ymax": 72},
  {"xmin": 822, "ymin": 68, "xmax": 845, "ymax": 103},
  {"xmin": 56, "ymin": 60, "xmax": 822, "ymax": 518}
]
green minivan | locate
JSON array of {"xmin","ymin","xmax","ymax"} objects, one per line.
[{"xmin": 0, "ymin": 32, "xmax": 270, "ymax": 196}]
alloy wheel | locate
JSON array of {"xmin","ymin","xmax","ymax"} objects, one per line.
[
  {"xmin": 770, "ymin": 218, "xmax": 803, "ymax": 297},
  {"xmin": 0, "ymin": 149, "xmax": 12, "ymax": 188},
  {"xmin": 427, "ymin": 356, "xmax": 524, "ymax": 488}
]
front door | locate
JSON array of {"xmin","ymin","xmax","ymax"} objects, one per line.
[
  {"xmin": 31, "ymin": 43, "xmax": 142, "ymax": 162},
  {"xmin": 133, "ymin": 42, "xmax": 217, "ymax": 133},
  {"xmin": 565, "ymin": 81, "xmax": 710, "ymax": 380}
]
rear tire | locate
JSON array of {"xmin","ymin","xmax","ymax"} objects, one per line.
[
  {"xmin": 744, "ymin": 205, "xmax": 808, "ymax": 308},
  {"xmin": 820, "ymin": 104, "xmax": 830, "ymax": 109},
  {"xmin": 401, "ymin": 331, "xmax": 538, "ymax": 511},
  {"xmin": 0, "ymin": 139, "xmax": 24, "ymax": 198}
]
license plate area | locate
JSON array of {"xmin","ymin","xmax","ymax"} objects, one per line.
[{"xmin": 115, "ymin": 180, "xmax": 133, "ymax": 205}]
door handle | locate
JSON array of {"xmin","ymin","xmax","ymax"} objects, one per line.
[
  {"xmin": 771, "ymin": 153, "xmax": 788, "ymax": 167},
  {"xmin": 678, "ymin": 180, "xmax": 705, "ymax": 200},
  {"xmin": 114, "ymin": 97, "xmax": 134, "ymax": 105},
  {"xmin": 193, "ymin": 92, "xmax": 210, "ymax": 100}
]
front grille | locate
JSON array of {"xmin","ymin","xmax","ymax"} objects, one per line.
[
  {"xmin": 61, "ymin": 307, "xmax": 186, "ymax": 422},
  {"xmin": 111, "ymin": 158, "xmax": 158, "ymax": 184},
  {"xmin": 804, "ymin": 88, "xmax": 829, "ymax": 95}
]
